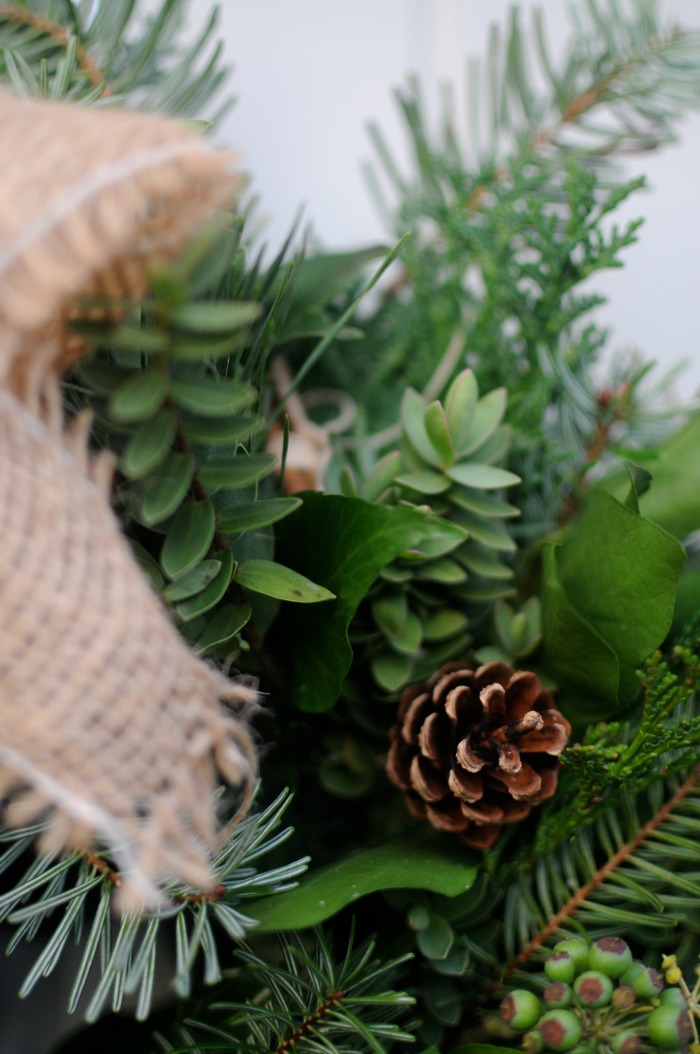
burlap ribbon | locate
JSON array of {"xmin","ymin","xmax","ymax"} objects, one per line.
[{"xmin": 0, "ymin": 94, "xmax": 257, "ymax": 910}]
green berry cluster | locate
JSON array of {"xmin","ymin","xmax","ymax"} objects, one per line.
[{"xmin": 500, "ymin": 938, "xmax": 694, "ymax": 1054}]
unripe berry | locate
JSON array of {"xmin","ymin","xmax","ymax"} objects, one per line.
[
  {"xmin": 539, "ymin": 1010, "xmax": 583, "ymax": 1052},
  {"xmin": 659, "ymin": 987, "xmax": 688, "ymax": 1010},
  {"xmin": 545, "ymin": 951, "xmax": 577, "ymax": 985},
  {"xmin": 524, "ymin": 1030, "xmax": 544, "ymax": 1053},
  {"xmin": 568, "ymin": 1045, "xmax": 596, "ymax": 1054},
  {"xmin": 588, "ymin": 937, "xmax": 632, "ymax": 978},
  {"xmin": 573, "ymin": 970, "xmax": 614, "ymax": 1008},
  {"xmin": 611, "ymin": 1031, "xmax": 642, "ymax": 1054},
  {"xmin": 646, "ymin": 1005, "xmax": 693, "ymax": 1050},
  {"xmin": 612, "ymin": 985, "xmax": 637, "ymax": 1010},
  {"xmin": 544, "ymin": 982, "xmax": 573, "ymax": 1008},
  {"xmin": 620, "ymin": 961, "xmax": 663, "ymax": 1000},
  {"xmin": 553, "ymin": 938, "xmax": 590, "ymax": 974},
  {"xmin": 500, "ymin": 989, "xmax": 543, "ymax": 1030}
]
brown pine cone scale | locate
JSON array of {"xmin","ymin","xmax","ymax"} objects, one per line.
[{"xmin": 386, "ymin": 661, "xmax": 571, "ymax": 850}]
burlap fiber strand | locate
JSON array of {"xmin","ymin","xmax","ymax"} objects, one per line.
[{"xmin": 0, "ymin": 94, "xmax": 258, "ymax": 911}]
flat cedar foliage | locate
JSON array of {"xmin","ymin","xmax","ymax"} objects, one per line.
[{"xmin": 3, "ymin": 2, "xmax": 700, "ymax": 1054}]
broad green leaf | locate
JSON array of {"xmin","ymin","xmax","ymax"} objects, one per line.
[
  {"xmin": 176, "ymin": 550, "xmax": 234, "ymax": 621},
  {"xmin": 447, "ymin": 463, "xmax": 521, "ymax": 489},
  {"xmin": 598, "ymin": 414, "xmax": 700, "ymax": 539},
  {"xmin": 555, "ymin": 491, "xmax": 685, "ymax": 701},
  {"xmin": 216, "ymin": 497, "xmax": 302, "ymax": 534},
  {"xmin": 160, "ymin": 499, "xmax": 215, "ymax": 580},
  {"xmin": 197, "ymin": 453, "xmax": 277, "ymax": 489},
  {"xmin": 194, "ymin": 603, "xmax": 251, "ymax": 655},
  {"xmin": 445, "ymin": 369, "xmax": 478, "ymax": 452},
  {"xmin": 247, "ymin": 835, "xmax": 478, "ymax": 932},
  {"xmin": 235, "ymin": 559, "xmax": 335, "ymax": 603},
  {"xmin": 161, "ymin": 559, "xmax": 221, "ymax": 602},
  {"xmin": 273, "ymin": 493, "xmax": 455, "ymax": 711},
  {"xmin": 181, "ymin": 413, "xmax": 263, "ymax": 446},
  {"xmin": 108, "ymin": 369, "xmax": 169, "ymax": 424},
  {"xmin": 120, "ymin": 408, "xmax": 176, "ymax": 480},
  {"xmin": 136, "ymin": 452, "xmax": 194, "ymax": 527},
  {"xmin": 541, "ymin": 542, "xmax": 622, "ymax": 722},
  {"xmin": 170, "ymin": 301, "xmax": 261, "ymax": 333},
  {"xmin": 129, "ymin": 540, "xmax": 164, "ymax": 591},
  {"xmin": 169, "ymin": 377, "xmax": 257, "ymax": 417},
  {"xmin": 424, "ymin": 401, "xmax": 454, "ymax": 465}
]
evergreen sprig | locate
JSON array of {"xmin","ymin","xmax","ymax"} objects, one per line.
[
  {"xmin": 0, "ymin": 790, "xmax": 307, "ymax": 1022},
  {"xmin": 156, "ymin": 930, "xmax": 416, "ymax": 1054}
]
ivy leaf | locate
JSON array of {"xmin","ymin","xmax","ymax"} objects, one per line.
[
  {"xmin": 247, "ymin": 835, "xmax": 478, "ymax": 932},
  {"xmin": 273, "ymin": 492, "xmax": 460, "ymax": 711}
]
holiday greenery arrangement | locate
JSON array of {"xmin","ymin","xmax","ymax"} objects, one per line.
[{"xmin": 3, "ymin": 3, "xmax": 700, "ymax": 1054}]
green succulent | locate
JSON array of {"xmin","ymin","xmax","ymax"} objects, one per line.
[{"xmin": 356, "ymin": 368, "xmax": 521, "ymax": 694}]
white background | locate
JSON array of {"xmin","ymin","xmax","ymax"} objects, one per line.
[{"xmin": 202, "ymin": 1, "xmax": 700, "ymax": 392}]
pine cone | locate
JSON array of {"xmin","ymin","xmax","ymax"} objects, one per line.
[{"xmin": 386, "ymin": 661, "xmax": 571, "ymax": 850}]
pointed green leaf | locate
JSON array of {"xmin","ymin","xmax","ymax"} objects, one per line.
[
  {"xmin": 401, "ymin": 387, "xmax": 442, "ymax": 468},
  {"xmin": 137, "ymin": 452, "xmax": 194, "ymax": 527},
  {"xmin": 424, "ymin": 401, "xmax": 454, "ymax": 464},
  {"xmin": 456, "ymin": 388, "xmax": 508, "ymax": 456},
  {"xmin": 170, "ymin": 301, "xmax": 261, "ymax": 333},
  {"xmin": 396, "ymin": 469, "xmax": 451, "ymax": 495},
  {"xmin": 248, "ymin": 834, "xmax": 478, "ymax": 932},
  {"xmin": 160, "ymin": 499, "xmax": 215, "ymax": 580},
  {"xmin": 194, "ymin": 603, "xmax": 251, "ymax": 655},
  {"xmin": 181, "ymin": 413, "xmax": 263, "ymax": 446},
  {"xmin": 197, "ymin": 453, "xmax": 277, "ymax": 489},
  {"xmin": 161, "ymin": 559, "xmax": 221, "ymax": 602},
  {"xmin": 445, "ymin": 369, "xmax": 478, "ymax": 451},
  {"xmin": 169, "ymin": 377, "xmax": 257, "ymax": 417},
  {"xmin": 120, "ymin": 408, "xmax": 176, "ymax": 480},
  {"xmin": 176, "ymin": 550, "xmax": 234, "ymax": 621},
  {"xmin": 447, "ymin": 463, "xmax": 521, "ymax": 489},
  {"xmin": 216, "ymin": 497, "xmax": 302, "ymax": 534},
  {"xmin": 235, "ymin": 559, "xmax": 335, "ymax": 603},
  {"xmin": 108, "ymin": 369, "xmax": 169, "ymax": 424},
  {"xmin": 359, "ymin": 450, "xmax": 402, "ymax": 502}
]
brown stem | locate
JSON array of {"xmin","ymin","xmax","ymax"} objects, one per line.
[
  {"xmin": 84, "ymin": 851, "xmax": 229, "ymax": 905},
  {"xmin": 275, "ymin": 990, "xmax": 345, "ymax": 1054},
  {"xmin": 0, "ymin": 4, "xmax": 110, "ymax": 94},
  {"xmin": 502, "ymin": 764, "xmax": 700, "ymax": 980}
]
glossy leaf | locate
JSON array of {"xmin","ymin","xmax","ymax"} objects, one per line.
[
  {"xmin": 160, "ymin": 499, "xmax": 216, "ymax": 581},
  {"xmin": 247, "ymin": 835, "xmax": 478, "ymax": 932},
  {"xmin": 273, "ymin": 493, "xmax": 457, "ymax": 711},
  {"xmin": 194, "ymin": 603, "xmax": 252, "ymax": 655},
  {"xmin": 161, "ymin": 559, "xmax": 222, "ymax": 602},
  {"xmin": 197, "ymin": 453, "xmax": 277, "ymax": 489},
  {"xmin": 120, "ymin": 408, "xmax": 176, "ymax": 480},
  {"xmin": 136, "ymin": 452, "xmax": 194, "ymax": 527},
  {"xmin": 176, "ymin": 550, "xmax": 234, "ymax": 621},
  {"xmin": 108, "ymin": 369, "xmax": 169, "ymax": 424},
  {"xmin": 216, "ymin": 497, "xmax": 302, "ymax": 534},
  {"xmin": 235, "ymin": 559, "xmax": 335, "ymax": 603},
  {"xmin": 170, "ymin": 301, "xmax": 261, "ymax": 333},
  {"xmin": 169, "ymin": 377, "xmax": 257, "ymax": 417}
]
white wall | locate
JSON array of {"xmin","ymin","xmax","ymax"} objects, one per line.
[{"xmin": 205, "ymin": 1, "xmax": 700, "ymax": 392}]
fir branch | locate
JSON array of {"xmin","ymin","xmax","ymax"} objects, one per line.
[
  {"xmin": 0, "ymin": 2, "xmax": 109, "ymax": 93},
  {"xmin": 502, "ymin": 763, "xmax": 700, "ymax": 979}
]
